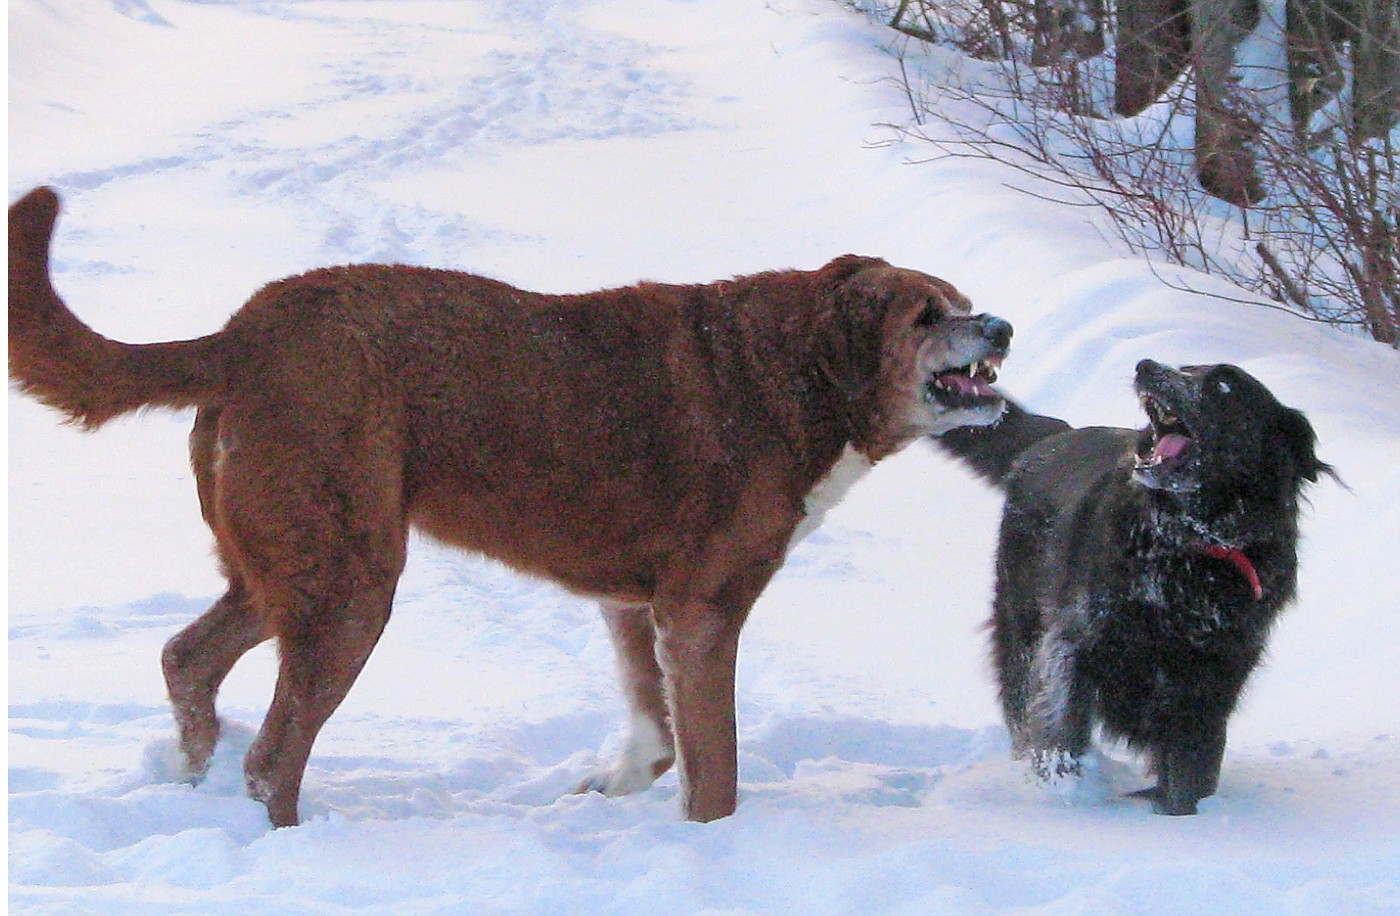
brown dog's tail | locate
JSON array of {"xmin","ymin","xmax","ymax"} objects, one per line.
[{"xmin": 9, "ymin": 187, "xmax": 223, "ymax": 429}]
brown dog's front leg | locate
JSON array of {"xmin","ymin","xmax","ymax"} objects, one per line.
[{"xmin": 652, "ymin": 599, "xmax": 748, "ymax": 823}]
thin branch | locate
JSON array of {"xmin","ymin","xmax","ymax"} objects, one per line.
[{"xmin": 1256, "ymin": 242, "xmax": 1314, "ymax": 311}]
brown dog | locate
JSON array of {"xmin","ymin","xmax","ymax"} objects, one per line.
[{"xmin": 9, "ymin": 187, "xmax": 1011, "ymax": 827}]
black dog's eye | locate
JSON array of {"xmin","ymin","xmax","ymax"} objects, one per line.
[{"xmin": 1205, "ymin": 367, "xmax": 1238, "ymax": 396}]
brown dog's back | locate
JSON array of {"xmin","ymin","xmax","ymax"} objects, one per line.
[
  {"xmin": 10, "ymin": 187, "xmax": 850, "ymax": 600},
  {"xmin": 184, "ymin": 260, "xmax": 867, "ymax": 601}
]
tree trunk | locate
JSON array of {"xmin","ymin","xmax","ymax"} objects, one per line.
[
  {"xmin": 1192, "ymin": 0, "xmax": 1265, "ymax": 205},
  {"xmin": 1285, "ymin": 0, "xmax": 1348, "ymax": 138},
  {"xmin": 1288, "ymin": 0, "xmax": 1398, "ymax": 142},
  {"xmin": 1115, "ymin": 0, "xmax": 1192, "ymax": 115},
  {"xmin": 1352, "ymin": 0, "xmax": 1400, "ymax": 141},
  {"xmin": 1359, "ymin": 225, "xmax": 1399, "ymax": 345},
  {"xmin": 1032, "ymin": 0, "xmax": 1107, "ymax": 65},
  {"xmin": 1357, "ymin": 140, "xmax": 1399, "ymax": 345}
]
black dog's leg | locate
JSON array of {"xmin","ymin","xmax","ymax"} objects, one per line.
[
  {"xmin": 996, "ymin": 643, "xmax": 1037, "ymax": 756},
  {"xmin": 1024, "ymin": 625, "xmax": 1094, "ymax": 778},
  {"xmin": 992, "ymin": 572, "xmax": 1041, "ymax": 757},
  {"xmin": 1133, "ymin": 727, "xmax": 1227, "ymax": 815}
]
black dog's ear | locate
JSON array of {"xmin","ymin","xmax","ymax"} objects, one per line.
[{"xmin": 1274, "ymin": 407, "xmax": 1331, "ymax": 483}]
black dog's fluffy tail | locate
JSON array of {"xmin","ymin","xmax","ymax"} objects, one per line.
[{"xmin": 932, "ymin": 399, "xmax": 1072, "ymax": 487}]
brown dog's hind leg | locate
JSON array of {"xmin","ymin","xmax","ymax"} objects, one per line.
[
  {"xmin": 576, "ymin": 600, "xmax": 676, "ymax": 797},
  {"xmin": 162, "ymin": 582, "xmax": 269, "ymax": 781},
  {"xmin": 236, "ymin": 490, "xmax": 406, "ymax": 827},
  {"xmin": 209, "ymin": 409, "xmax": 409, "ymax": 827},
  {"xmin": 245, "ymin": 578, "xmax": 399, "ymax": 827},
  {"xmin": 163, "ymin": 407, "xmax": 272, "ymax": 781}
]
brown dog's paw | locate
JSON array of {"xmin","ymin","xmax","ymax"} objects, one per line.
[{"xmin": 576, "ymin": 742, "xmax": 676, "ymax": 797}]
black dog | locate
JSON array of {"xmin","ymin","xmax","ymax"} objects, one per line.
[{"xmin": 937, "ymin": 360, "xmax": 1329, "ymax": 814}]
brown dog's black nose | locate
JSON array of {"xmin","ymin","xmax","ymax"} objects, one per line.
[{"xmin": 978, "ymin": 315, "xmax": 1013, "ymax": 352}]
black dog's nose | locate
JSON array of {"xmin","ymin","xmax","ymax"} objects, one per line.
[
  {"xmin": 1136, "ymin": 358, "xmax": 1164, "ymax": 379},
  {"xmin": 978, "ymin": 315, "xmax": 1013, "ymax": 351}
]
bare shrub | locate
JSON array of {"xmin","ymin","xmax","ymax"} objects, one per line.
[{"xmin": 853, "ymin": 0, "xmax": 1399, "ymax": 346}]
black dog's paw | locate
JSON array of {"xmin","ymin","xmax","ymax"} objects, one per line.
[
  {"xmin": 1126, "ymin": 785, "xmax": 1199, "ymax": 816},
  {"xmin": 1030, "ymin": 748, "xmax": 1083, "ymax": 781}
]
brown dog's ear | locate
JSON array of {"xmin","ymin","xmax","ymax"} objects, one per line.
[
  {"xmin": 926, "ymin": 276, "xmax": 973, "ymax": 316},
  {"xmin": 806, "ymin": 256, "xmax": 896, "ymax": 440},
  {"xmin": 815, "ymin": 254, "xmax": 889, "ymax": 290}
]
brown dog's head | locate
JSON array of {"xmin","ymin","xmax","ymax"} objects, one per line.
[{"xmin": 817, "ymin": 255, "xmax": 1011, "ymax": 457}]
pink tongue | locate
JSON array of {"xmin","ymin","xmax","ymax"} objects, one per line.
[
  {"xmin": 1154, "ymin": 434, "xmax": 1192, "ymax": 461},
  {"xmin": 941, "ymin": 373, "xmax": 994, "ymax": 397}
]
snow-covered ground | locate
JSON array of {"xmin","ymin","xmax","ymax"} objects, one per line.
[{"xmin": 8, "ymin": 1, "xmax": 1399, "ymax": 912}]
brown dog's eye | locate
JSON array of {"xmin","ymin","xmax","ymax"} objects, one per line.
[{"xmin": 915, "ymin": 301, "xmax": 939, "ymax": 328}]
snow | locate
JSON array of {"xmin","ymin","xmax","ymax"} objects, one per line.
[{"xmin": 8, "ymin": 0, "xmax": 1399, "ymax": 912}]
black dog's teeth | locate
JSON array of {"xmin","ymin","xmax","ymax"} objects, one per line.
[
  {"xmin": 1140, "ymin": 394, "xmax": 1182, "ymax": 432},
  {"xmin": 1135, "ymin": 391, "xmax": 1195, "ymax": 470}
]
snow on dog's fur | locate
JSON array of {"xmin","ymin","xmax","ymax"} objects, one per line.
[{"xmin": 935, "ymin": 360, "xmax": 1329, "ymax": 814}]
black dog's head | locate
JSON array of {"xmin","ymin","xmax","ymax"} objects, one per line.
[{"xmin": 1131, "ymin": 360, "xmax": 1330, "ymax": 498}]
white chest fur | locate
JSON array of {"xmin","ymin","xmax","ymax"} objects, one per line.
[{"xmin": 790, "ymin": 445, "xmax": 873, "ymax": 547}]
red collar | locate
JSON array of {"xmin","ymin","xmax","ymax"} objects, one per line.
[{"xmin": 1203, "ymin": 544, "xmax": 1263, "ymax": 600}]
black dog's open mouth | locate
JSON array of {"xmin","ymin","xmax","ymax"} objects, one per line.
[
  {"xmin": 925, "ymin": 358, "xmax": 1003, "ymax": 409},
  {"xmin": 1135, "ymin": 392, "xmax": 1194, "ymax": 472}
]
